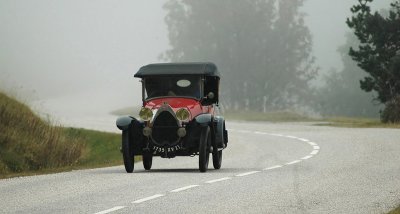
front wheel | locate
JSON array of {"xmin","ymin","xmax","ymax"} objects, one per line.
[
  {"xmin": 122, "ymin": 130, "xmax": 134, "ymax": 173},
  {"xmin": 199, "ymin": 126, "xmax": 210, "ymax": 172},
  {"xmin": 143, "ymin": 152, "xmax": 153, "ymax": 170},
  {"xmin": 212, "ymin": 149, "xmax": 222, "ymax": 169}
]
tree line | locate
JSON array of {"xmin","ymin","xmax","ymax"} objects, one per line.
[{"xmin": 162, "ymin": 0, "xmax": 400, "ymax": 122}]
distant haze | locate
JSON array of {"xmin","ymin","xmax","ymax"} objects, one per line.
[
  {"xmin": 0, "ymin": 0, "xmax": 393, "ymax": 122},
  {"xmin": 303, "ymin": 0, "xmax": 391, "ymax": 73},
  {"xmin": 0, "ymin": 0, "xmax": 168, "ymax": 120}
]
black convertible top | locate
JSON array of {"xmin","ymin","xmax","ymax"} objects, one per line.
[{"xmin": 134, "ymin": 62, "xmax": 220, "ymax": 78}]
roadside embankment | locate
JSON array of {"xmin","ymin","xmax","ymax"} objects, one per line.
[{"xmin": 0, "ymin": 92, "xmax": 136, "ymax": 179}]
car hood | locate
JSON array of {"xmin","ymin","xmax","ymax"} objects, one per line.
[{"xmin": 144, "ymin": 97, "xmax": 203, "ymax": 119}]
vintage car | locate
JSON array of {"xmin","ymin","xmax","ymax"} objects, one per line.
[{"xmin": 116, "ymin": 62, "xmax": 228, "ymax": 173}]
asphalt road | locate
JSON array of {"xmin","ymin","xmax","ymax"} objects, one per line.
[{"xmin": 1, "ymin": 121, "xmax": 400, "ymax": 213}]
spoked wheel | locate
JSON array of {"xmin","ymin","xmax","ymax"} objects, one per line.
[
  {"xmin": 143, "ymin": 152, "xmax": 153, "ymax": 170},
  {"xmin": 199, "ymin": 126, "xmax": 210, "ymax": 172},
  {"xmin": 122, "ymin": 130, "xmax": 134, "ymax": 173},
  {"xmin": 212, "ymin": 149, "xmax": 222, "ymax": 169}
]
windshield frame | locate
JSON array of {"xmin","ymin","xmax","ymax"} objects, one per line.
[{"xmin": 141, "ymin": 76, "xmax": 204, "ymax": 102}]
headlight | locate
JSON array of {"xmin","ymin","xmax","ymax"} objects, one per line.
[
  {"xmin": 176, "ymin": 108, "xmax": 190, "ymax": 121},
  {"xmin": 139, "ymin": 107, "xmax": 153, "ymax": 121}
]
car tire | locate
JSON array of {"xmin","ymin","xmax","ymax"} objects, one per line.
[
  {"xmin": 199, "ymin": 126, "xmax": 210, "ymax": 172},
  {"xmin": 143, "ymin": 152, "xmax": 153, "ymax": 170},
  {"xmin": 213, "ymin": 121, "xmax": 224, "ymax": 169},
  {"xmin": 122, "ymin": 130, "xmax": 134, "ymax": 173},
  {"xmin": 212, "ymin": 149, "xmax": 222, "ymax": 169}
]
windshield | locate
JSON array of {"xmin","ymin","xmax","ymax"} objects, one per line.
[{"xmin": 144, "ymin": 76, "xmax": 202, "ymax": 100}]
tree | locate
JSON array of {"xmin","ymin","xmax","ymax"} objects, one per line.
[
  {"xmin": 162, "ymin": 0, "xmax": 317, "ymax": 111},
  {"xmin": 347, "ymin": 0, "xmax": 400, "ymax": 122}
]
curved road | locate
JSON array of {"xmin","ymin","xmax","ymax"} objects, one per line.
[{"xmin": 1, "ymin": 121, "xmax": 400, "ymax": 213}]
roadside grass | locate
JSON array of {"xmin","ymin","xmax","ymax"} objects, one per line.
[
  {"xmin": 389, "ymin": 205, "xmax": 400, "ymax": 214},
  {"xmin": 223, "ymin": 110, "xmax": 314, "ymax": 122},
  {"xmin": 0, "ymin": 92, "xmax": 139, "ymax": 179},
  {"xmin": 0, "ymin": 92, "xmax": 84, "ymax": 176},
  {"xmin": 223, "ymin": 110, "xmax": 399, "ymax": 128},
  {"xmin": 317, "ymin": 117, "xmax": 400, "ymax": 129},
  {"xmin": 222, "ymin": 109, "xmax": 400, "ymax": 128},
  {"xmin": 1, "ymin": 127, "xmax": 141, "ymax": 179},
  {"xmin": 63, "ymin": 128, "xmax": 141, "ymax": 169}
]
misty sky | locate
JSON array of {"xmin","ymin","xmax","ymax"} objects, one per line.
[
  {"xmin": 0, "ymin": 0, "xmax": 393, "ymax": 121},
  {"xmin": 303, "ymin": 0, "xmax": 391, "ymax": 73}
]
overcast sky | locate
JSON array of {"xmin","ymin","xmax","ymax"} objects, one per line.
[{"xmin": 0, "ymin": 0, "xmax": 393, "ymax": 121}]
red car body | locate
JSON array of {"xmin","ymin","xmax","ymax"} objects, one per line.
[{"xmin": 144, "ymin": 97, "xmax": 214, "ymax": 120}]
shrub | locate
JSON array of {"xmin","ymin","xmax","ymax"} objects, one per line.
[{"xmin": 381, "ymin": 96, "xmax": 400, "ymax": 123}]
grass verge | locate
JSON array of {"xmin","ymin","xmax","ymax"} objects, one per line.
[
  {"xmin": 223, "ymin": 110, "xmax": 400, "ymax": 128},
  {"xmin": 389, "ymin": 205, "xmax": 400, "ymax": 214},
  {"xmin": 1, "ymin": 127, "xmax": 141, "ymax": 179},
  {"xmin": 0, "ymin": 92, "xmax": 139, "ymax": 179},
  {"xmin": 63, "ymin": 128, "xmax": 141, "ymax": 169},
  {"xmin": 317, "ymin": 117, "xmax": 400, "ymax": 129},
  {"xmin": 223, "ymin": 110, "xmax": 314, "ymax": 122}
]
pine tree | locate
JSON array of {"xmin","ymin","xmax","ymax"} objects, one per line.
[{"xmin": 347, "ymin": 0, "xmax": 400, "ymax": 122}]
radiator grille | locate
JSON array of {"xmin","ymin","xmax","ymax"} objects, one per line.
[{"xmin": 152, "ymin": 111, "xmax": 179, "ymax": 146}]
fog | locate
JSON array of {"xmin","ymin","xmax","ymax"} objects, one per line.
[
  {"xmin": 0, "ymin": 0, "xmax": 393, "ymax": 128},
  {"xmin": 0, "ymin": 0, "xmax": 167, "ymax": 122},
  {"xmin": 303, "ymin": 0, "xmax": 391, "ymax": 72}
]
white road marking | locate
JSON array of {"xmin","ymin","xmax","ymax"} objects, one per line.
[
  {"xmin": 254, "ymin": 131, "xmax": 267, "ymax": 135},
  {"xmin": 264, "ymin": 165, "xmax": 283, "ymax": 170},
  {"xmin": 297, "ymin": 138, "xmax": 309, "ymax": 142},
  {"xmin": 242, "ymin": 130, "xmax": 320, "ymax": 166},
  {"xmin": 301, "ymin": 155, "xmax": 313, "ymax": 160},
  {"xmin": 91, "ymin": 129, "xmax": 321, "ymax": 212},
  {"xmin": 286, "ymin": 135, "xmax": 298, "ymax": 139},
  {"xmin": 286, "ymin": 160, "xmax": 302, "ymax": 165},
  {"xmin": 205, "ymin": 177, "xmax": 232, "ymax": 184},
  {"xmin": 269, "ymin": 133, "xmax": 284, "ymax": 137},
  {"xmin": 94, "ymin": 206, "xmax": 126, "ymax": 214},
  {"xmin": 308, "ymin": 141, "xmax": 317, "ymax": 146},
  {"xmin": 132, "ymin": 194, "xmax": 164, "ymax": 204},
  {"xmin": 170, "ymin": 185, "xmax": 199, "ymax": 193},
  {"xmin": 235, "ymin": 171, "xmax": 261, "ymax": 177}
]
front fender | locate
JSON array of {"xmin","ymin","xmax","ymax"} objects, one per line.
[
  {"xmin": 194, "ymin": 114, "xmax": 212, "ymax": 127},
  {"xmin": 116, "ymin": 116, "xmax": 139, "ymax": 131},
  {"xmin": 214, "ymin": 116, "xmax": 226, "ymax": 149}
]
